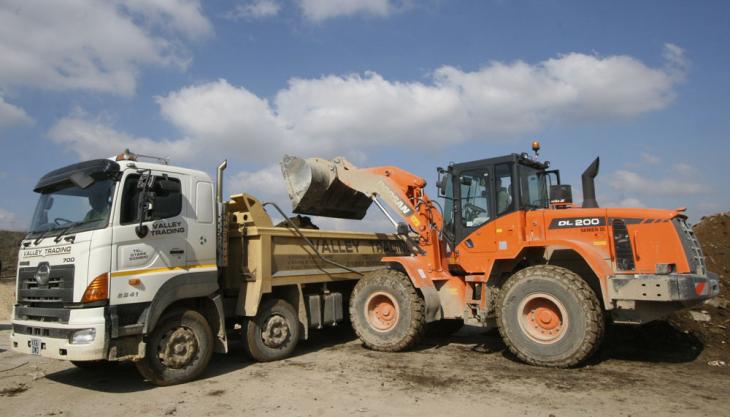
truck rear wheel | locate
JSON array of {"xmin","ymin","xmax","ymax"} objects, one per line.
[
  {"xmin": 135, "ymin": 309, "xmax": 214, "ymax": 386},
  {"xmin": 349, "ymin": 269, "xmax": 425, "ymax": 352},
  {"xmin": 242, "ymin": 298, "xmax": 300, "ymax": 362},
  {"xmin": 497, "ymin": 265, "xmax": 604, "ymax": 368}
]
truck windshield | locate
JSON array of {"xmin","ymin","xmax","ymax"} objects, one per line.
[
  {"xmin": 28, "ymin": 179, "xmax": 116, "ymax": 237},
  {"xmin": 519, "ymin": 165, "xmax": 549, "ymax": 209}
]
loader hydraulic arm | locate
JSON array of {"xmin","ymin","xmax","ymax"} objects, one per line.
[{"xmin": 280, "ymin": 156, "xmax": 446, "ymax": 270}]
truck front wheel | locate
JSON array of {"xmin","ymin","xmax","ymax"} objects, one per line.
[
  {"xmin": 242, "ymin": 298, "xmax": 300, "ymax": 362},
  {"xmin": 349, "ymin": 269, "xmax": 425, "ymax": 352},
  {"xmin": 497, "ymin": 265, "xmax": 604, "ymax": 368},
  {"xmin": 135, "ymin": 309, "xmax": 214, "ymax": 386}
]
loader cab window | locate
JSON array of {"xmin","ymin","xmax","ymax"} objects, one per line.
[
  {"xmin": 121, "ymin": 174, "xmax": 182, "ymax": 224},
  {"xmin": 519, "ymin": 165, "xmax": 549, "ymax": 209},
  {"xmin": 495, "ymin": 164, "xmax": 514, "ymax": 216},
  {"xmin": 442, "ymin": 173, "xmax": 455, "ymax": 236},
  {"xmin": 459, "ymin": 171, "xmax": 491, "ymax": 228}
]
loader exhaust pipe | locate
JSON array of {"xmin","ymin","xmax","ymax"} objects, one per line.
[{"xmin": 581, "ymin": 157, "xmax": 600, "ymax": 209}]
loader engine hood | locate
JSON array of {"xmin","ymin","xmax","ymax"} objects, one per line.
[{"xmin": 546, "ymin": 207, "xmax": 704, "ymax": 275}]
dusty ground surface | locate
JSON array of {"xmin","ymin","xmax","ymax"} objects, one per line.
[
  {"xmin": 0, "ymin": 281, "xmax": 14, "ymax": 321},
  {"xmin": 0, "ymin": 215, "xmax": 728, "ymax": 417},
  {"xmin": 0, "ymin": 323, "xmax": 729, "ymax": 417}
]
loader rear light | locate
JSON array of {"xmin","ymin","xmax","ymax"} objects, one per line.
[{"xmin": 81, "ymin": 273, "xmax": 109, "ymax": 303}]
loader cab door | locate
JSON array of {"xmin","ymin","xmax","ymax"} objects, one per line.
[{"xmin": 442, "ymin": 158, "xmax": 520, "ymax": 247}]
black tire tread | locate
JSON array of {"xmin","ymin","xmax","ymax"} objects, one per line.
[
  {"xmin": 241, "ymin": 298, "xmax": 300, "ymax": 362},
  {"xmin": 496, "ymin": 265, "xmax": 604, "ymax": 368},
  {"xmin": 135, "ymin": 309, "xmax": 214, "ymax": 386},
  {"xmin": 349, "ymin": 269, "xmax": 425, "ymax": 352}
]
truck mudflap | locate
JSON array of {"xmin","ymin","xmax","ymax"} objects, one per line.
[
  {"xmin": 608, "ymin": 272, "xmax": 720, "ymax": 303},
  {"xmin": 10, "ymin": 307, "xmax": 107, "ymax": 361}
]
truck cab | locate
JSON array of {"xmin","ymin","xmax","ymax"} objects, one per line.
[{"xmin": 11, "ymin": 156, "xmax": 223, "ymax": 365}]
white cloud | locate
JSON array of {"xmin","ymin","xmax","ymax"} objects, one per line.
[
  {"xmin": 0, "ymin": 0, "xmax": 211, "ymax": 96},
  {"xmin": 48, "ymin": 113, "xmax": 194, "ymax": 160},
  {"xmin": 0, "ymin": 208, "xmax": 25, "ymax": 231},
  {"xmin": 0, "ymin": 97, "xmax": 32, "ymax": 128},
  {"xmin": 298, "ymin": 0, "xmax": 393, "ymax": 21},
  {"xmin": 227, "ymin": 0, "xmax": 281, "ymax": 20},
  {"xmin": 640, "ymin": 153, "xmax": 661, "ymax": 165},
  {"xmin": 609, "ymin": 169, "xmax": 710, "ymax": 197},
  {"xmin": 228, "ymin": 165, "xmax": 288, "ymax": 202},
  {"xmin": 51, "ymin": 46, "xmax": 686, "ymax": 164}
]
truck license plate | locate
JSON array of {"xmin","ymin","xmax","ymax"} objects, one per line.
[{"xmin": 30, "ymin": 338, "xmax": 41, "ymax": 355}]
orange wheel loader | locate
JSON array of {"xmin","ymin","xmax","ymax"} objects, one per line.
[{"xmin": 280, "ymin": 142, "xmax": 719, "ymax": 367}]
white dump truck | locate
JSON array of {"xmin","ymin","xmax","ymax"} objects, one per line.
[{"xmin": 10, "ymin": 150, "xmax": 406, "ymax": 385}]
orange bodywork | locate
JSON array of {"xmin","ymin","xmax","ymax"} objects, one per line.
[{"xmin": 374, "ymin": 164, "xmax": 692, "ymax": 317}]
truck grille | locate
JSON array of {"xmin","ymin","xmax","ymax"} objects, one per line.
[
  {"xmin": 673, "ymin": 218, "xmax": 706, "ymax": 275},
  {"xmin": 15, "ymin": 264, "xmax": 74, "ymax": 323}
]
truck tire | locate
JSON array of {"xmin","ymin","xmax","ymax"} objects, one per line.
[
  {"xmin": 242, "ymin": 298, "xmax": 300, "ymax": 362},
  {"xmin": 496, "ymin": 265, "xmax": 604, "ymax": 368},
  {"xmin": 135, "ymin": 309, "xmax": 214, "ymax": 386},
  {"xmin": 349, "ymin": 269, "xmax": 425, "ymax": 352},
  {"xmin": 426, "ymin": 319, "xmax": 464, "ymax": 338}
]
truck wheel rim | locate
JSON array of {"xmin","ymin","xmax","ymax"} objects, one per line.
[
  {"xmin": 159, "ymin": 327, "xmax": 198, "ymax": 369},
  {"xmin": 261, "ymin": 314, "xmax": 290, "ymax": 348},
  {"xmin": 365, "ymin": 291, "xmax": 400, "ymax": 332},
  {"xmin": 517, "ymin": 293, "xmax": 569, "ymax": 344}
]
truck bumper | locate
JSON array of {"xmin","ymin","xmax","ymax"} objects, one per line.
[
  {"xmin": 10, "ymin": 307, "xmax": 107, "ymax": 361},
  {"xmin": 608, "ymin": 272, "xmax": 720, "ymax": 303}
]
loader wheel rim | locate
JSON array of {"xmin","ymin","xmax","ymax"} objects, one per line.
[
  {"xmin": 158, "ymin": 327, "xmax": 198, "ymax": 369},
  {"xmin": 365, "ymin": 292, "xmax": 400, "ymax": 332},
  {"xmin": 518, "ymin": 293, "xmax": 568, "ymax": 344}
]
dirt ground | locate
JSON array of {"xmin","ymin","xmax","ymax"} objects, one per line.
[
  {"xmin": 1, "ymin": 323, "xmax": 729, "ymax": 417},
  {"xmin": 0, "ymin": 281, "xmax": 14, "ymax": 321},
  {"xmin": 0, "ymin": 214, "xmax": 728, "ymax": 417}
]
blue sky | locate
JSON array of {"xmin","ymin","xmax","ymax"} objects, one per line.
[{"xmin": 0, "ymin": 0, "xmax": 728, "ymax": 231}]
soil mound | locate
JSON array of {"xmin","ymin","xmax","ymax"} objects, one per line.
[{"xmin": 668, "ymin": 212, "xmax": 730, "ymax": 362}]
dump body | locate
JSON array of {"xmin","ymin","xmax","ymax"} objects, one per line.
[{"xmin": 221, "ymin": 193, "xmax": 408, "ymax": 320}]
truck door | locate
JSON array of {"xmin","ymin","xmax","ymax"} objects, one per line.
[{"xmin": 110, "ymin": 170, "xmax": 189, "ymax": 305}]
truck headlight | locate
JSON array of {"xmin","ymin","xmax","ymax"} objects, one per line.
[{"xmin": 69, "ymin": 329, "xmax": 96, "ymax": 345}]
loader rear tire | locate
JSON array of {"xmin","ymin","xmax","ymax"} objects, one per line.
[
  {"xmin": 350, "ymin": 269, "xmax": 425, "ymax": 352},
  {"xmin": 497, "ymin": 265, "xmax": 604, "ymax": 368}
]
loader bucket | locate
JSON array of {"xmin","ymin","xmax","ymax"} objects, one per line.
[{"xmin": 280, "ymin": 155, "xmax": 373, "ymax": 220}]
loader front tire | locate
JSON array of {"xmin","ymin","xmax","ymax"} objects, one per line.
[
  {"xmin": 497, "ymin": 265, "xmax": 604, "ymax": 368},
  {"xmin": 350, "ymin": 269, "xmax": 425, "ymax": 352}
]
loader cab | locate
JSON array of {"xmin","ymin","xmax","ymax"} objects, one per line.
[{"xmin": 437, "ymin": 153, "xmax": 559, "ymax": 245}]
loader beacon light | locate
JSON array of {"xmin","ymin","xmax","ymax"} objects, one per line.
[
  {"xmin": 81, "ymin": 272, "xmax": 109, "ymax": 303},
  {"xmin": 532, "ymin": 140, "xmax": 541, "ymax": 156}
]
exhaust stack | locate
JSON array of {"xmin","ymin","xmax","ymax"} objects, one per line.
[{"xmin": 581, "ymin": 157, "xmax": 600, "ymax": 209}]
